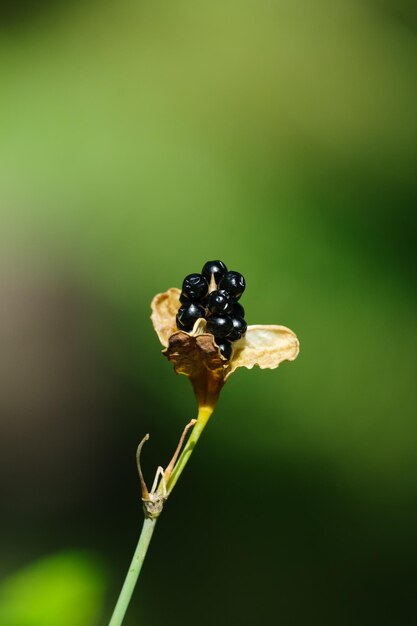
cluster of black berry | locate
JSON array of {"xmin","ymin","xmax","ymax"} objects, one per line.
[{"xmin": 176, "ymin": 260, "xmax": 247, "ymax": 360}]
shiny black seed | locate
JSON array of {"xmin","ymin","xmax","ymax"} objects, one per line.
[
  {"xmin": 176, "ymin": 302, "xmax": 206, "ymax": 331},
  {"xmin": 215, "ymin": 338, "xmax": 232, "ymax": 360},
  {"xmin": 230, "ymin": 301, "xmax": 245, "ymax": 318},
  {"xmin": 182, "ymin": 273, "xmax": 209, "ymax": 301},
  {"xmin": 219, "ymin": 271, "xmax": 246, "ymax": 300},
  {"xmin": 228, "ymin": 316, "xmax": 247, "ymax": 341},
  {"xmin": 202, "ymin": 260, "xmax": 228, "ymax": 285},
  {"xmin": 180, "ymin": 290, "xmax": 208, "ymax": 306},
  {"xmin": 179, "ymin": 292, "xmax": 190, "ymax": 304},
  {"xmin": 206, "ymin": 315, "xmax": 233, "ymax": 338},
  {"xmin": 206, "ymin": 289, "xmax": 231, "ymax": 315}
]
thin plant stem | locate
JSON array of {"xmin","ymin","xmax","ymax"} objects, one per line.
[
  {"xmin": 107, "ymin": 404, "xmax": 214, "ymax": 626},
  {"xmin": 108, "ymin": 517, "xmax": 157, "ymax": 626},
  {"xmin": 166, "ymin": 405, "xmax": 213, "ymax": 493}
]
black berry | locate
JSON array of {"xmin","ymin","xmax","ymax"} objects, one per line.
[
  {"xmin": 230, "ymin": 301, "xmax": 245, "ymax": 318},
  {"xmin": 206, "ymin": 289, "xmax": 231, "ymax": 315},
  {"xmin": 206, "ymin": 315, "xmax": 233, "ymax": 338},
  {"xmin": 215, "ymin": 338, "xmax": 232, "ymax": 360},
  {"xmin": 182, "ymin": 273, "xmax": 209, "ymax": 301},
  {"xmin": 202, "ymin": 260, "xmax": 228, "ymax": 285},
  {"xmin": 176, "ymin": 302, "xmax": 206, "ymax": 331},
  {"xmin": 219, "ymin": 271, "xmax": 245, "ymax": 300},
  {"xmin": 177, "ymin": 261, "xmax": 248, "ymax": 348},
  {"xmin": 179, "ymin": 292, "xmax": 190, "ymax": 304},
  {"xmin": 228, "ymin": 316, "xmax": 247, "ymax": 341}
]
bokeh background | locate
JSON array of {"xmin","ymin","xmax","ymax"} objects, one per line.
[{"xmin": 1, "ymin": 1, "xmax": 416, "ymax": 625}]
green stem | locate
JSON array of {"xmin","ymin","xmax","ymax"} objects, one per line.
[
  {"xmin": 108, "ymin": 517, "xmax": 157, "ymax": 626},
  {"xmin": 167, "ymin": 405, "xmax": 213, "ymax": 494},
  {"xmin": 107, "ymin": 404, "xmax": 214, "ymax": 626}
]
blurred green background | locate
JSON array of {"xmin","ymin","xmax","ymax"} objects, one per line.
[{"xmin": 0, "ymin": 1, "xmax": 416, "ymax": 625}]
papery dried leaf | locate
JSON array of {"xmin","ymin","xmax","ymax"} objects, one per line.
[
  {"xmin": 226, "ymin": 325, "xmax": 299, "ymax": 378},
  {"xmin": 151, "ymin": 288, "xmax": 181, "ymax": 347}
]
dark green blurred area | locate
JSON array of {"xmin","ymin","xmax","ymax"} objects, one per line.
[{"xmin": 0, "ymin": 1, "xmax": 416, "ymax": 625}]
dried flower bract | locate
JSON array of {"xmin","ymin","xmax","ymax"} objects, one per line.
[{"xmin": 151, "ymin": 287, "xmax": 299, "ymax": 409}]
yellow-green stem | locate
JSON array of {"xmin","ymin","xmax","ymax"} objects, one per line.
[
  {"xmin": 107, "ymin": 405, "xmax": 214, "ymax": 626},
  {"xmin": 167, "ymin": 405, "xmax": 213, "ymax": 493}
]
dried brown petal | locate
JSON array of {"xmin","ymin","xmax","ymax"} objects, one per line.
[
  {"xmin": 151, "ymin": 288, "xmax": 181, "ymax": 347},
  {"xmin": 226, "ymin": 325, "xmax": 299, "ymax": 378},
  {"xmin": 164, "ymin": 330, "xmax": 227, "ymax": 408}
]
